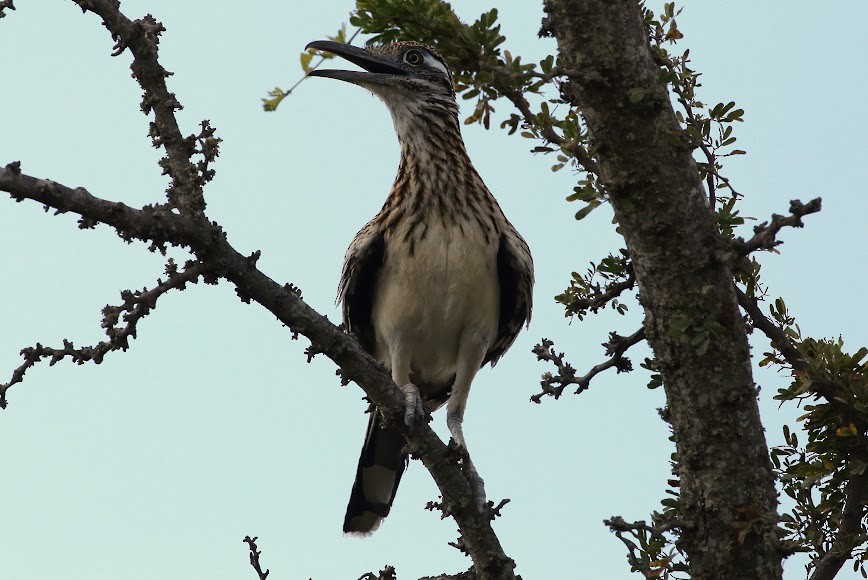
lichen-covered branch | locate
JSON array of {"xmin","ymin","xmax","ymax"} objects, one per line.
[{"xmin": 531, "ymin": 328, "xmax": 644, "ymax": 403}]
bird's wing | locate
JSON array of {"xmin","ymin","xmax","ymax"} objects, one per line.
[
  {"xmin": 338, "ymin": 219, "xmax": 385, "ymax": 354},
  {"xmin": 484, "ymin": 227, "xmax": 535, "ymax": 366}
]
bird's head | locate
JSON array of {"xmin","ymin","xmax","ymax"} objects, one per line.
[{"xmin": 305, "ymin": 40, "xmax": 457, "ymax": 117}]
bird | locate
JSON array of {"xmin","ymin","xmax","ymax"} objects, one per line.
[{"xmin": 305, "ymin": 39, "xmax": 534, "ymax": 534}]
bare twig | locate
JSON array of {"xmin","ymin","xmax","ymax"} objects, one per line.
[
  {"xmin": 531, "ymin": 328, "xmax": 645, "ymax": 403},
  {"xmin": 0, "ymin": 258, "xmax": 205, "ymax": 408},
  {"xmin": 242, "ymin": 536, "xmax": 270, "ymax": 580},
  {"xmin": 0, "ymin": 0, "xmax": 15, "ymax": 18},
  {"xmin": 71, "ymin": 0, "xmax": 212, "ymax": 213},
  {"xmin": 733, "ymin": 198, "xmax": 823, "ymax": 256},
  {"xmin": 357, "ymin": 566, "xmax": 397, "ymax": 580}
]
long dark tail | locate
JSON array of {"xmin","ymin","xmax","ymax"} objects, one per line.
[{"xmin": 343, "ymin": 410, "xmax": 408, "ymax": 534}]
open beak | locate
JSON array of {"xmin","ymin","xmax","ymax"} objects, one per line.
[{"xmin": 305, "ymin": 40, "xmax": 406, "ymax": 86}]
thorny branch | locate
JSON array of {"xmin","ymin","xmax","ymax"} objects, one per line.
[
  {"xmin": 0, "ymin": 2, "xmax": 517, "ymax": 578},
  {"xmin": 0, "ymin": 258, "xmax": 206, "ymax": 408},
  {"xmin": 531, "ymin": 328, "xmax": 645, "ymax": 403},
  {"xmin": 242, "ymin": 536, "xmax": 270, "ymax": 580}
]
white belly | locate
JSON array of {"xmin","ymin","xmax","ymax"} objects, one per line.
[{"xmin": 371, "ymin": 222, "xmax": 499, "ymax": 385}]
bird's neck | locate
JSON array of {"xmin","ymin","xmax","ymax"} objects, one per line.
[{"xmin": 377, "ymin": 106, "xmax": 501, "ymax": 240}]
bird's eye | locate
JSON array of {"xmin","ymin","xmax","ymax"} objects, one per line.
[{"xmin": 404, "ymin": 49, "xmax": 424, "ymax": 66}]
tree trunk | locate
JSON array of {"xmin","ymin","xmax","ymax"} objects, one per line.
[{"xmin": 541, "ymin": 2, "xmax": 783, "ymax": 578}]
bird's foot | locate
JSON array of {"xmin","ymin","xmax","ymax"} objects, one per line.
[{"xmin": 399, "ymin": 382, "xmax": 424, "ymax": 431}]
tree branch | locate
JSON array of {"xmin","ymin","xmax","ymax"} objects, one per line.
[
  {"xmin": 531, "ymin": 328, "xmax": 645, "ymax": 403},
  {"xmin": 809, "ymin": 471, "xmax": 868, "ymax": 580},
  {"xmin": 1, "ymin": 163, "xmax": 515, "ymax": 579},
  {"xmin": 561, "ymin": 269, "xmax": 635, "ymax": 318},
  {"xmin": 735, "ymin": 287, "xmax": 846, "ymax": 405},
  {"xmin": 0, "ymin": 256, "xmax": 205, "ymax": 408},
  {"xmin": 604, "ymin": 515, "xmax": 684, "ymax": 578},
  {"xmin": 0, "ymin": 0, "xmax": 15, "ymax": 18},
  {"xmin": 242, "ymin": 536, "xmax": 270, "ymax": 580},
  {"xmin": 735, "ymin": 287, "xmax": 803, "ymax": 371},
  {"xmin": 0, "ymin": 2, "xmax": 519, "ymax": 577},
  {"xmin": 71, "ymin": 0, "xmax": 210, "ymax": 213},
  {"xmin": 501, "ymin": 88, "xmax": 600, "ymax": 175},
  {"xmin": 732, "ymin": 198, "xmax": 822, "ymax": 256}
]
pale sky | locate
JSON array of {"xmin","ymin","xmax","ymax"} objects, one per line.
[{"xmin": 1, "ymin": 1, "xmax": 866, "ymax": 579}]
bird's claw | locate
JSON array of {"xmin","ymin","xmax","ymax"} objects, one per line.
[{"xmin": 399, "ymin": 382, "xmax": 424, "ymax": 431}]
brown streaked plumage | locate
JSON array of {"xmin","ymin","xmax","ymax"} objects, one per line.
[{"xmin": 306, "ymin": 40, "xmax": 534, "ymax": 534}]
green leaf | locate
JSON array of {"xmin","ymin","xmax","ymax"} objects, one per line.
[
  {"xmin": 261, "ymin": 87, "xmax": 288, "ymax": 112},
  {"xmin": 574, "ymin": 200, "xmax": 600, "ymax": 220}
]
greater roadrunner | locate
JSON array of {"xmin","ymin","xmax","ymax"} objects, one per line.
[{"xmin": 306, "ymin": 40, "xmax": 534, "ymax": 534}]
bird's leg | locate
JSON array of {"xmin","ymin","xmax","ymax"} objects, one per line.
[
  {"xmin": 446, "ymin": 334, "xmax": 489, "ymax": 510},
  {"xmin": 390, "ymin": 345, "xmax": 424, "ymax": 430}
]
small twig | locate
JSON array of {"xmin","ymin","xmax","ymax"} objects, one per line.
[
  {"xmin": 357, "ymin": 565, "xmax": 397, "ymax": 580},
  {"xmin": 502, "ymin": 88, "xmax": 600, "ymax": 175},
  {"xmin": 242, "ymin": 536, "xmax": 270, "ymax": 580},
  {"xmin": 0, "ymin": 0, "xmax": 16, "ymax": 18},
  {"xmin": 734, "ymin": 288, "xmax": 803, "ymax": 370},
  {"xmin": 605, "ymin": 515, "xmax": 682, "ymax": 536},
  {"xmin": 284, "ymin": 28, "xmax": 362, "ymax": 96},
  {"xmin": 531, "ymin": 328, "xmax": 645, "ymax": 403},
  {"xmin": 0, "ymin": 259, "xmax": 205, "ymax": 408},
  {"xmin": 605, "ymin": 516, "xmax": 684, "ymax": 578},
  {"xmin": 733, "ymin": 198, "xmax": 822, "ymax": 256},
  {"xmin": 564, "ymin": 270, "xmax": 635, "ymax": 317}
]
